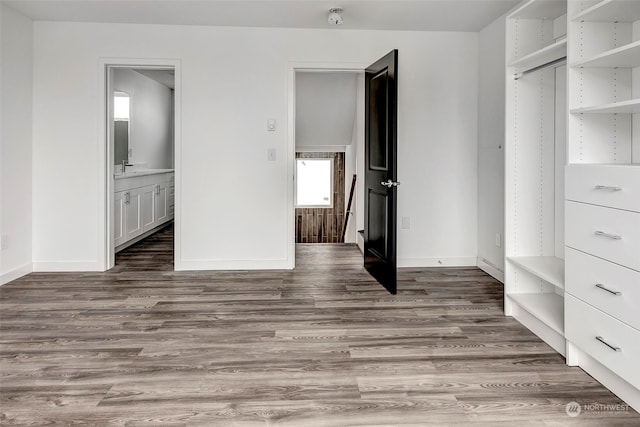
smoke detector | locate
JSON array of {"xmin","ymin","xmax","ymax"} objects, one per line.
[{"xmin": 328, "ymin": 8, "xmax": 344, "ymax": 25}]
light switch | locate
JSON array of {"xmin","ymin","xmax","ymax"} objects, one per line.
[
  {"xmin": 267, "ymin": 148, "xmax": 276, "ymax": 161},
  {"xmin": 267, "ymin": 119, "xmax": 276, "ymax": 132}
]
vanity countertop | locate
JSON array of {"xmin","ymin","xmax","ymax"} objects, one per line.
[{"xmin": 114, "ymin": 169, "xmax": 174, "ymax": 180}]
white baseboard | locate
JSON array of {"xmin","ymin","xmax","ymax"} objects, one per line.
[
  {"xmin": 176, "ymin": 258, "xmax": 293, "ymax": 271},
  {"xmin": 32, "ymin": 261, "xmax": 103, "ymax": 272},
  {"xmin": 0, "ymin": 263, "xmax": 33, "ymax": 285},
  {"xmin": 397, "ymin": 256, "xmax": 476, "ymax": 268},
  {"xmin": 477, "ymin": 257, "xmax": 504, "ymax": 283}
]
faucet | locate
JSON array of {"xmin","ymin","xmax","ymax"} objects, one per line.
[{"xmin": 122, "ymin": 159, "xmax": 132, "ymax": 173}]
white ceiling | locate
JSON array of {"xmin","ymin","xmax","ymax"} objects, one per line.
[
  {"xmin": 134, "ymin": 69, "xmax": 175, "ymax": 89},
  {"xmin": 295, "ymin": 72, "xmax": 359, "ymax": 148},
  {"xmin": 5, "ymin": 0, "xmax": 520, "ymax": 32}
]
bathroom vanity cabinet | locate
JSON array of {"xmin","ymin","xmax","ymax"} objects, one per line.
[{"xmin": 114, "ymin": 170, "xmax": 174, "ymax": 251}]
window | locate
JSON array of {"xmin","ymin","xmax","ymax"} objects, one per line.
[
  {"xmin": 113, "ymin": 92, "xmax": 130, "ymax": 121},
  {"xmin": 296, "ymin": 158, "xmax": 333, "ymax": 208}
]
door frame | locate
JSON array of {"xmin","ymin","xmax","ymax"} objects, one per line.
[
  {"xmin": 98, "ymin": 58, "xmax": 181, "ymax": 271},
  {"xmin": 286, "ymin": 61, "xmax": 368, "ymax": 267}
]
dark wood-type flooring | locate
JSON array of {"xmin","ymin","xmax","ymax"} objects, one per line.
[{"xmin": 1, "ymin": 226, "xmax": 639, "ymax": 425}]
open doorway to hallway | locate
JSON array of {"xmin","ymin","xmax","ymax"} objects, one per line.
[{"xmin": 293, "ymin": 70, "xmax": 364, "ymax": 247}]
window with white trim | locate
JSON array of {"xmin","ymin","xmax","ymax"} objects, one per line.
[
  {"xmin": 114, "ymin": 92, "xmax": 130, "ymax": 121},
  {"xmin": 296, "ymin": 158, "xmax": 333, "ymax": 208}
]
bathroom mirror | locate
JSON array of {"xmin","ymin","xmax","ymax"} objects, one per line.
[{"xmin": 114, "ymin": 91, "xmax": 130, "ymax": 165}]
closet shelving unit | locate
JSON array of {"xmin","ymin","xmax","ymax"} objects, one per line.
[
  {"xmin": 567, "ymin": 0, "xmax": 639, "ymax": 164},
  {"xmin": 504, "ymin": 0, "xmax": 567, "ymax": 355},
  {"xmin": 564, "ymin": 0, "xmax": 640, "ymax": 410},
  {"xmin": 510, "ymin": 38, "xmax": 567, "ymax": 73},
  {"xmin": 569, "ymin": 0, "xmax": 640, "ymax": 120},
  {"xmin": 571, "ymin": 100, "xmax": 640, "ymax": 114}
]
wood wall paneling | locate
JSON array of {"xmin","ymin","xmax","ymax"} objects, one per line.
[{"xmin": 295, "ymin": 152, "xmax": 345, "ymax": 243}]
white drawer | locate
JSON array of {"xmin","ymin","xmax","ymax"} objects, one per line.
[
  {"xmin": 566, "ymin": 164, "xmax": 640, "ymax": 213},
  {"xmin": 566, "ymin": 294, "xmax": 640, "ymax": 390},
  {"xmin": 566, "ymin": 247, "xmax": 640, "ymax": 331},
  {"xmin": 566, "ymin": 201, "xmax": 640, "ymax": 271}
]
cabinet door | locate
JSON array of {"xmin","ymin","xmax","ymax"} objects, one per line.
[
  {"xmin": 155, "ymin": 183, "xmax": 169, "ymax": 225},
  {"xmin": 125, "ymin": 189, "xmax": 143, "ymax": 241},
  {"xmin": 114, "ymin": 191, "xmax": 126, "ymax": 247},
  {"xmin": 140, "ymin": 185, "xmax": 156, "ymax": 232}
]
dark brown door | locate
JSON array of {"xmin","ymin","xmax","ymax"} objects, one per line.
[{"xmin": 364, "ymin": 50, "xmax": 398, "ymax": 295}]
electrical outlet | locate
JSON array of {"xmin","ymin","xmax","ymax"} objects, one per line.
[
  {"xmin": 1, "ymin": 235, "xmax": 7, "ymax": 251},
  {"xmin": 401, "ymin": 216, "xmax": 410, "ymax": 229},
  {"xmin": 495, "ymin": 233, "xmax": 502, "ymax": 247}
]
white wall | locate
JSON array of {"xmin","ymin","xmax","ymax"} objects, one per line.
[
  {"xmin": 344, "ymin": 77, "xmax": 363, "ymax": 247},
  {"xmin": 477, "ymin": 15, "xmax": 506, "ymax": 281},
  {"xmin": 113, "ymin": 68, "xmax": 173, "ymax": 169},
  {"xmin": 1, "ymin": 4, "xmax": 33, "ymax": 284},
  {"xmin": 396, "ymin": 43, "xmax": 478, "ymax": 267},
  {"xmin": 343, "ymin": 141, "xmax": 357, "ymax": 244},
  {"xmin": 355, "ymin": 73, "xmax": 365, "ymax": 252},
  {"xmin": 31, "ymin": 21, "xmax": 478, "ymax": 271}
]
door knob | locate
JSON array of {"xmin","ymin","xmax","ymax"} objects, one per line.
[{"xmin": 381, "ymin": 179, "xmax": 400, "ymax": 188}]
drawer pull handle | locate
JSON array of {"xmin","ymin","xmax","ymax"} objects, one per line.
[
  {"xmin": 596, "ymin": 336, "xmax": 622, "ymax": 352},
  {"xmin": 595, "ymin": 283, "xmax": 622, "ymax": 296},
  {"xmin": 595, "ymin": 185, "xmax": 622, "ymax": 191},
  {"xmin": 595, "ymin": 231, "xmax": 622, "ymax": 240}
]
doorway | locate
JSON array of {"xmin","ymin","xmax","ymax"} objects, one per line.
[
  {"xmin": 291, "ymin": 68, "xmax": 364, "ymax": 251},
  {"xmin": 288, "ymin": 52, "xmax": 399, "ymax": 294},
  {"xmin": 101, "ymin": 59, "xmax": 181, "ymax": 271}
]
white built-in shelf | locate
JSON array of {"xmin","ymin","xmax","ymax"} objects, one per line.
[
  {"xmin": 507, "ymin": 256, "xmax": 565, "ymax": 290},
  {"xmin": 509, "ymin": 293, "xmax": 564, "ymax": 335},
  {"xmin": 510, "ymin": 39, "xmax": 567, "ymax": 73},
  {"xmin": 572, "ymin": 0, "xmax": 640, "ymax": 23},
  {"xmin": 511, "ymin": 0, "xmax": 567, "ymax": 20},
  {"xmin": 571, "ymin": 40, "xmax": 640, "ymax": 68},
  {"xmin": 571, "ymin": 99, "xmax": 640, "ymax": 114}
]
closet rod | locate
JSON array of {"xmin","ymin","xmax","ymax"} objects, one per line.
[{"xmin": 514, "ymin": 57, "xmax": 566, "ymax": 80}]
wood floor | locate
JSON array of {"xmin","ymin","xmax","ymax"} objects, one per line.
[{"xmin": 1, "ymin": 226, "xmax": 638, "ymax": 426}]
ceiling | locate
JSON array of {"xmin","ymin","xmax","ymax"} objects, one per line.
[
  {"xmin": 134, "ymin": 69, "xmax": 175, "ymax": 89},
  {"xmin": 5, "ymin": 0, "xmax": 520, "ymax": 32},
  {"xmin": 296, "ymin": 72, "xmax": 358, "ymax": 148}
]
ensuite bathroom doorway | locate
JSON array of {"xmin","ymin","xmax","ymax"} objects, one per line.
[{"xmin": 104, "ymin": 62, "xmax": 179, "ymax": 271}]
